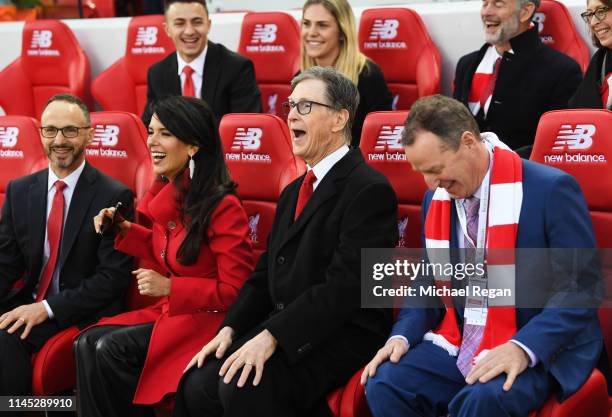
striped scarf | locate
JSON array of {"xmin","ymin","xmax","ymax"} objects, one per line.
[{"xmin": 422, "ymin": 132, "xmax": 522, "ymax": 362}]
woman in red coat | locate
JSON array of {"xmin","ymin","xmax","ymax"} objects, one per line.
[{"xmin": 74, "ymin": 96, "xmax": 254, "ymax": 417}]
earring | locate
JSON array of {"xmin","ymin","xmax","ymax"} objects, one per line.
[{"xmin": 188, "ymin": 155, "xmax": 195, "ymax": 179}]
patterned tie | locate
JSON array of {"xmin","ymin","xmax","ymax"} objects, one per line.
[
  {"xmin": 294, "ymin": 170, "xmax": 316, "ymax": 221},
  {"xmin": 456, "ymin": 196, "xmax": 484, "ymax": 377},
  {"xmin": 480, "ymin": 57, "xmax": 502, "ymax": 113},
  {"xmin": 182, "ymin": 66, "xmax": 195, "ymax": 97},
  {"xmin": 36, "ymin": 181, "xmax": 67, "ymax": 302}
]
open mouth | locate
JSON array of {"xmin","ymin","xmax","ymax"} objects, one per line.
[
  {"xmin": 292, "ymin": 129, "xmax": 306, "ymax": 140},
  {"xmin": 151, "ymin": 151, "xmax": 167, "ymax": 161},
  {"xmin": 484, "ymin": 21, "xmax": 500, "ymax": 31},
  {"xmin": 182, "ymin": 38, "xmax": 200, "ymax": 46}
]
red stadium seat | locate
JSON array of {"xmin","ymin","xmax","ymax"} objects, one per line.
[
  {"xmin": 0, "ymin": 20, "xmax": 91, "ymax": 118},
  {"xmin": 0, "ymin": 116, "xmax": 47, "ymax": 208},
  {"xmin": 219, "ymin": 113, "xmax": 305, "ymax": 260},
  {"xmin": 359, "ymin": 111, "xmax": 427, "ymax": 249},
  {"xmin": 238, "ymin": 12, "xmax": 301, "ymax": 116},
  {"xmin": 358, "ymin": 8, "xmax": 440, "ymax": 111},
  {"xmin": 92, "ymin": 15, "xmax": 175, "ymax": 115},
  {"xmin": 533, "ymin": 0, "xmax": 590, "ymax": 73}
]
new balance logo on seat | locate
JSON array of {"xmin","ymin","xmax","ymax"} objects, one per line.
[
  {"xmin": 30, "ymin": 30, "xmax": 53, "ymax": 48},
  {"xmin": 251, "ymin": 24, "xmax": 277, "ymax": 43},
  {"xmin": 374, "ymin": 126, "xmax": 404, "ymax": 151},
  {"xmin": 0, "ymin": 127, "xmax": 18, "ymax": 147},
  {"xmin": 369, "ymin": 19, "xmax": 399, "ymax": 40},
  {"xmin": 533, "ymin": 12, "xmax": 553, "ymax": 44},
  {"xmin": 92, "ymin": 125, "xmax": 120, "ymax": 147},
  {"xmin": 135, "ymin": 27, "xmax": 158, "ymax": 46},
  {"xmin": 552, "ymin": 124, "xmax": 595, "ymax": 151},
  {"xmin": 231, "ymin": 128, "xmax": 262, "ymax": 151}
]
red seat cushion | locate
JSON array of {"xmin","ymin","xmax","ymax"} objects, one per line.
[
  {"xmin": 358, "ymin": 8, "xmax": 440, "ymax": 110},
  {"xmin": 31, "ymin": 326, "xmax": 80, "ymax": 395}
]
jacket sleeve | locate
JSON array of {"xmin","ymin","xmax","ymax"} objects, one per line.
[
  {"xmin": 227, "ymin": 57, "xmax": 262, "ymax": 114},
  {"xmin": 46, "ymin": 188, "xmax": 135, "ymax": 327},
  {"xmin": 0, "ymin": 181, "xmax": 27, "ymax": 298},
  {"xmin": 167, "ymin": 196, "xmax": 255, "ymax": 316},
  {"xmin": 546, "ymin": 55, "xmax": 583, "ymax": 111},
  {"xmin": 141, "ymin": 66, "xmax": 157, "ymax": 125},
  {"xmin": 263, "ymin": 181, "xmax": 398, "ymax": 363}
]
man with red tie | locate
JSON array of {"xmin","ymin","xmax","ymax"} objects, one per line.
[
  {"xmin": 452, "ymin": 0, "xmax": 582, "ymax": 158},
  {"xmin": 142, "ymin": 0, "xmax": 262, "ymax": 125},
  {"xmin": 171, "ymin": 66, "xmax": 398, "ymax": 417},
  {"xmin": 0, "ymin": 94, "xmax": 134, "ymax": 396}
]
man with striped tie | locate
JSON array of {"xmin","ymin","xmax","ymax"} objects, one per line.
[
  {"xmin": 452, "ymin": 0, "xmax": 582, "ymax": 158},
  {"xmin": 361, "ymin": 95, "xmax": 603, "ymax": 417},
  {"xmin": 142, "ymin": 0, "xmax": 261, "ymax": 125}
]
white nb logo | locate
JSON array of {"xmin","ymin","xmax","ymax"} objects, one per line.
[
  {"xmin": 533, "ymin": 12, "xmax": 546, "ymax": 33},
  {"xmin": 30, "ymin": 30, "xmax": 53, "ymax": 48},
  {"xmin": 248, "ymin": 213, "xmax": 260, "ymax": 243},
  {"xmin": 135, "ymin": 26, "xmax": 158, "ymax": 46},
  {"xmin": 0, "ymin": 127, "xmax": 18, "ymax": 148},
  {"xmin": 92, "ymin": 125, "xmax": 120, "ymax": 147},
  {"xmin": 552, "ymin": 124, "xmax": 595, "ymax": 151},
  {"xmin": 369, "ymin": 19, "xmax": 399, "ymax": 40},
  {"xmin": 231, "ymin": 128, "xmax": 262, "ymax": 151},
  {"xmin": 251, "ymin": 24, "xmax": 277, "ymax": 44},
  {"xmin": 267, "ymin": 94, "xmax": 278, "ymax": 114},
  {"xmin": 374, "ymin": 125, "xmax": 404, "ymax": 150}
]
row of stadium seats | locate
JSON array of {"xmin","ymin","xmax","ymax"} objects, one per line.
[
  {"xmin": 0, "ymin": 0, "xmax": 591, "ymax": 120},
  {"xmin": 0, "ymin": 107, "xmax": 610, "ymax": 416}
]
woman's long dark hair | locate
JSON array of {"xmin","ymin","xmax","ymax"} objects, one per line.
[{"xmin": 149, "ymin": 96, "xmax": 236, "ymax": 265}]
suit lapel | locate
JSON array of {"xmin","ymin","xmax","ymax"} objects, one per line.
[
  {"xmin": 28, "ymin": 170, "xmax": 48, "ymax": 278},
  {"xmin": 168, "ymin": 54, "xmax": 181, "ymax": 95},
  {"xmin": 57, "ymin": 163, "xmax": 98, "ymax": 270},
  {"xmin": 202, "ymin": 42, "xmax": 221, "ymax": 106}
]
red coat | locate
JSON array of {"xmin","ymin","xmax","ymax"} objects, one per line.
[{"xmin": 94, "ymin": 181, "xmax": 254, "ymax": 404}]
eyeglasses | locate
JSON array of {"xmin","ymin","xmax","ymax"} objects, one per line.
[
  {"xmin": 40, "ymin": 126, "xmax": 90, "ymax": 138},
  {"xmin": 580, "ymin": 6, "xmax": 609, "ymax": 23},
  {"xmin": 281, "ymin": 100, "xmax": 335, "ymax": 116}
]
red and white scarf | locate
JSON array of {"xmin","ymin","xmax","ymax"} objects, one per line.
[{"xmin": 422, "ymin": 132, "xmax": 522, "ymax": 362}]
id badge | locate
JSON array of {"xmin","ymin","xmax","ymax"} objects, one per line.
[{"xmin": 464, "ymin": 295, "xmax": 487, "ymax": 326}]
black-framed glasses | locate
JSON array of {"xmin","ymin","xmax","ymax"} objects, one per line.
[
  {"xmin": 281, "ymin": 100, "xmax": 335, "ymax": 116},
  {"xmin": 580, "ymin": 6, "xmax": 609, "ymax": 23},
  {"xmin": 40, "ymin": 125, "xmax": 91, "ymax": 138}
]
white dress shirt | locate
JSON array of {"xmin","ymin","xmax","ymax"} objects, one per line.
[
  {"xmin": 39, "ymin": 161, "xmax": 86, "ymax": 318},
  {"xmin": 176, "ymin": 46, "xmax": 208, "ymax": 99},
  {"xmin": 308, "ymin": 145, "xmax": 350, "ymax": 189}
]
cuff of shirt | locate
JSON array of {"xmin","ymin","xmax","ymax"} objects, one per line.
[
  {"xmin": 42, "ymin": 300, "xmax": 54, "ymax": 319},
  {"xmin": 388, "ymin": 335, "xmax": 410, "ymax": 349},
  {"xmin": 510, "ymin": 339, "xmax": 538, "ymax": 367}
]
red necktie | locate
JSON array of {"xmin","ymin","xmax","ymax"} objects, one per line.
[
  {"xmin": 182, "ymin": 66, "xmax": 195, "ymax": 97},
  {"xmin": 480, "ymin": 57, "xmax": 502, "ymax": 111},
  {"xmin": 36, "ymin": 181, "xmax": 67, "ymax": 302},
  {"xmin": 294, "ymin": 170, "xmax": 317, "ymax": 221}
]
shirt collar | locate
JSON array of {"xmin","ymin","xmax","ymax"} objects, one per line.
[
  {"xmin": 462, "ymin": 142, "xmax": 493, "ymax": 202},
  {"xmin": 176, "ymin": 45, "xmax": 208, "ymax": 77},
  {"xmin": 309, "ymin": 145, "xmax": 350, "ymax": 183},
  {"xmin": 48, "ymin": 160, "xmax": 86, "ymax": 192}
]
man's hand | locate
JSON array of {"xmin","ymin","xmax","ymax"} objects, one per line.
[
  {"xmin": 0, "ymin": 303, "xmax": 49, "ymax": 340},
  {"xmin": 219, "ymin": 329, "xmax": 277, "ymax": 387},
  {"xmin": 133, "ymin": 269, "xmax": 170, "ymax": 297},
  {"xmin": 466, "ymin": 342, "xmax": 529, "ymax": 391},
  {"xmin": 184, "ymin": 326, "xmax": 235, "ymax": 372},
  {"xmin": 360, "ymin": 338, "xmax": 409, "ymax": 385}
]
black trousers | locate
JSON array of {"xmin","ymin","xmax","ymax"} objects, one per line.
[
  {"xmin": 74, "ymin": 323, "xmax": 154, "ymax": 417},
  {"xmin": 0, "ymin": 298, "xmax": 61, "ymax": 396}
]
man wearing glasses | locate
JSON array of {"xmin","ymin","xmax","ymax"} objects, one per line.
[
  {"xmin": 172, "ymin": 66, "xmax": 398, "ymax": 417},
  {"xmin": 453, "ymin": 0, "xmax": 582, "ymax": 158},
  {"xmin": 0, "ymin": 94, "xmax": 134, "ymax": 397}
]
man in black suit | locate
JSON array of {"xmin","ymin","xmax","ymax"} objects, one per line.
[
  {"xmin": 172, "ymin": 67, "xmax": 398, "ymax": 417},
  {"xmin": 0, "ymin": 94, "xmax": 134, "ymax": 396},
  {"xmin": 453, "ymin": 0, "xmax": 582, "ymax": 158},
  {"xmin": 142, "ymin": 0, "xmax": 262, "ymax": 124}
]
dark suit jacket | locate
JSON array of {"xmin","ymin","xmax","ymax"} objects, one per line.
[
  {"xmin": 393, "ymin": 159, "xmax": 602, "ymax": 401},
  {"xmin": 569, "ymin": 48, "xmax": 611, "ymax": 109},
  {"xmin": 0, "ymin": 163, "xmax": 134, "ymax": 329},
  {"xmin": 453, "ymin": 27, "xmax": 582, "ymax": 154},
  {"xmin": 221, "ymin": 149, "xmax": 398, "ymax": 412},
  {"xmin": 142, "ymin": 41, "xmax": 262, "ymax": 124}
]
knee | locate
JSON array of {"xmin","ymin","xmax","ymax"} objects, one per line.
[
  {"xmin": 94, "ymin": 332, "xmax": 122, "ymax": 364},
  {"xmin": 449, "ymin": 380, "xmax": 504, "ymax": 416},
  {"xmin": 364, "ymin": 362, "xmax": 406, "ymax": 414},
  {"xmin": 73, "ymin": 329, "xmax": 97, "ymax": 357}
]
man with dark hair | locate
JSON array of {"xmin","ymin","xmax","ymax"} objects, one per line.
[
  {"xmin": 172, "ymin": 66, "xmax": 398, "ymax": 417},
  {"xmin": 142, "ymin": 0, "xmax": 262, "ymax": 124},
  {"xmin": 361, "ymin": 95, "xmax": 602, "ymax": 417},
  {"xmin": 453, "ymin": 0, "xmax": 582, "ymax": 157},
  {"xmin": 0, "ymin": 94, "xmax": 134, "ymax": 397}
]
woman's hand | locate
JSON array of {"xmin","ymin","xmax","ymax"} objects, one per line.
[
  {"xmin": 133, "ymin": 268, "xmax": 171, "ymax": 297},
  {"xmin": 93, "ymin": 206, "xmax": 130, "ymax": 236},
  {"xmin": 184, "ymin": 326, "xmax": 235, "ymax": 372}
]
